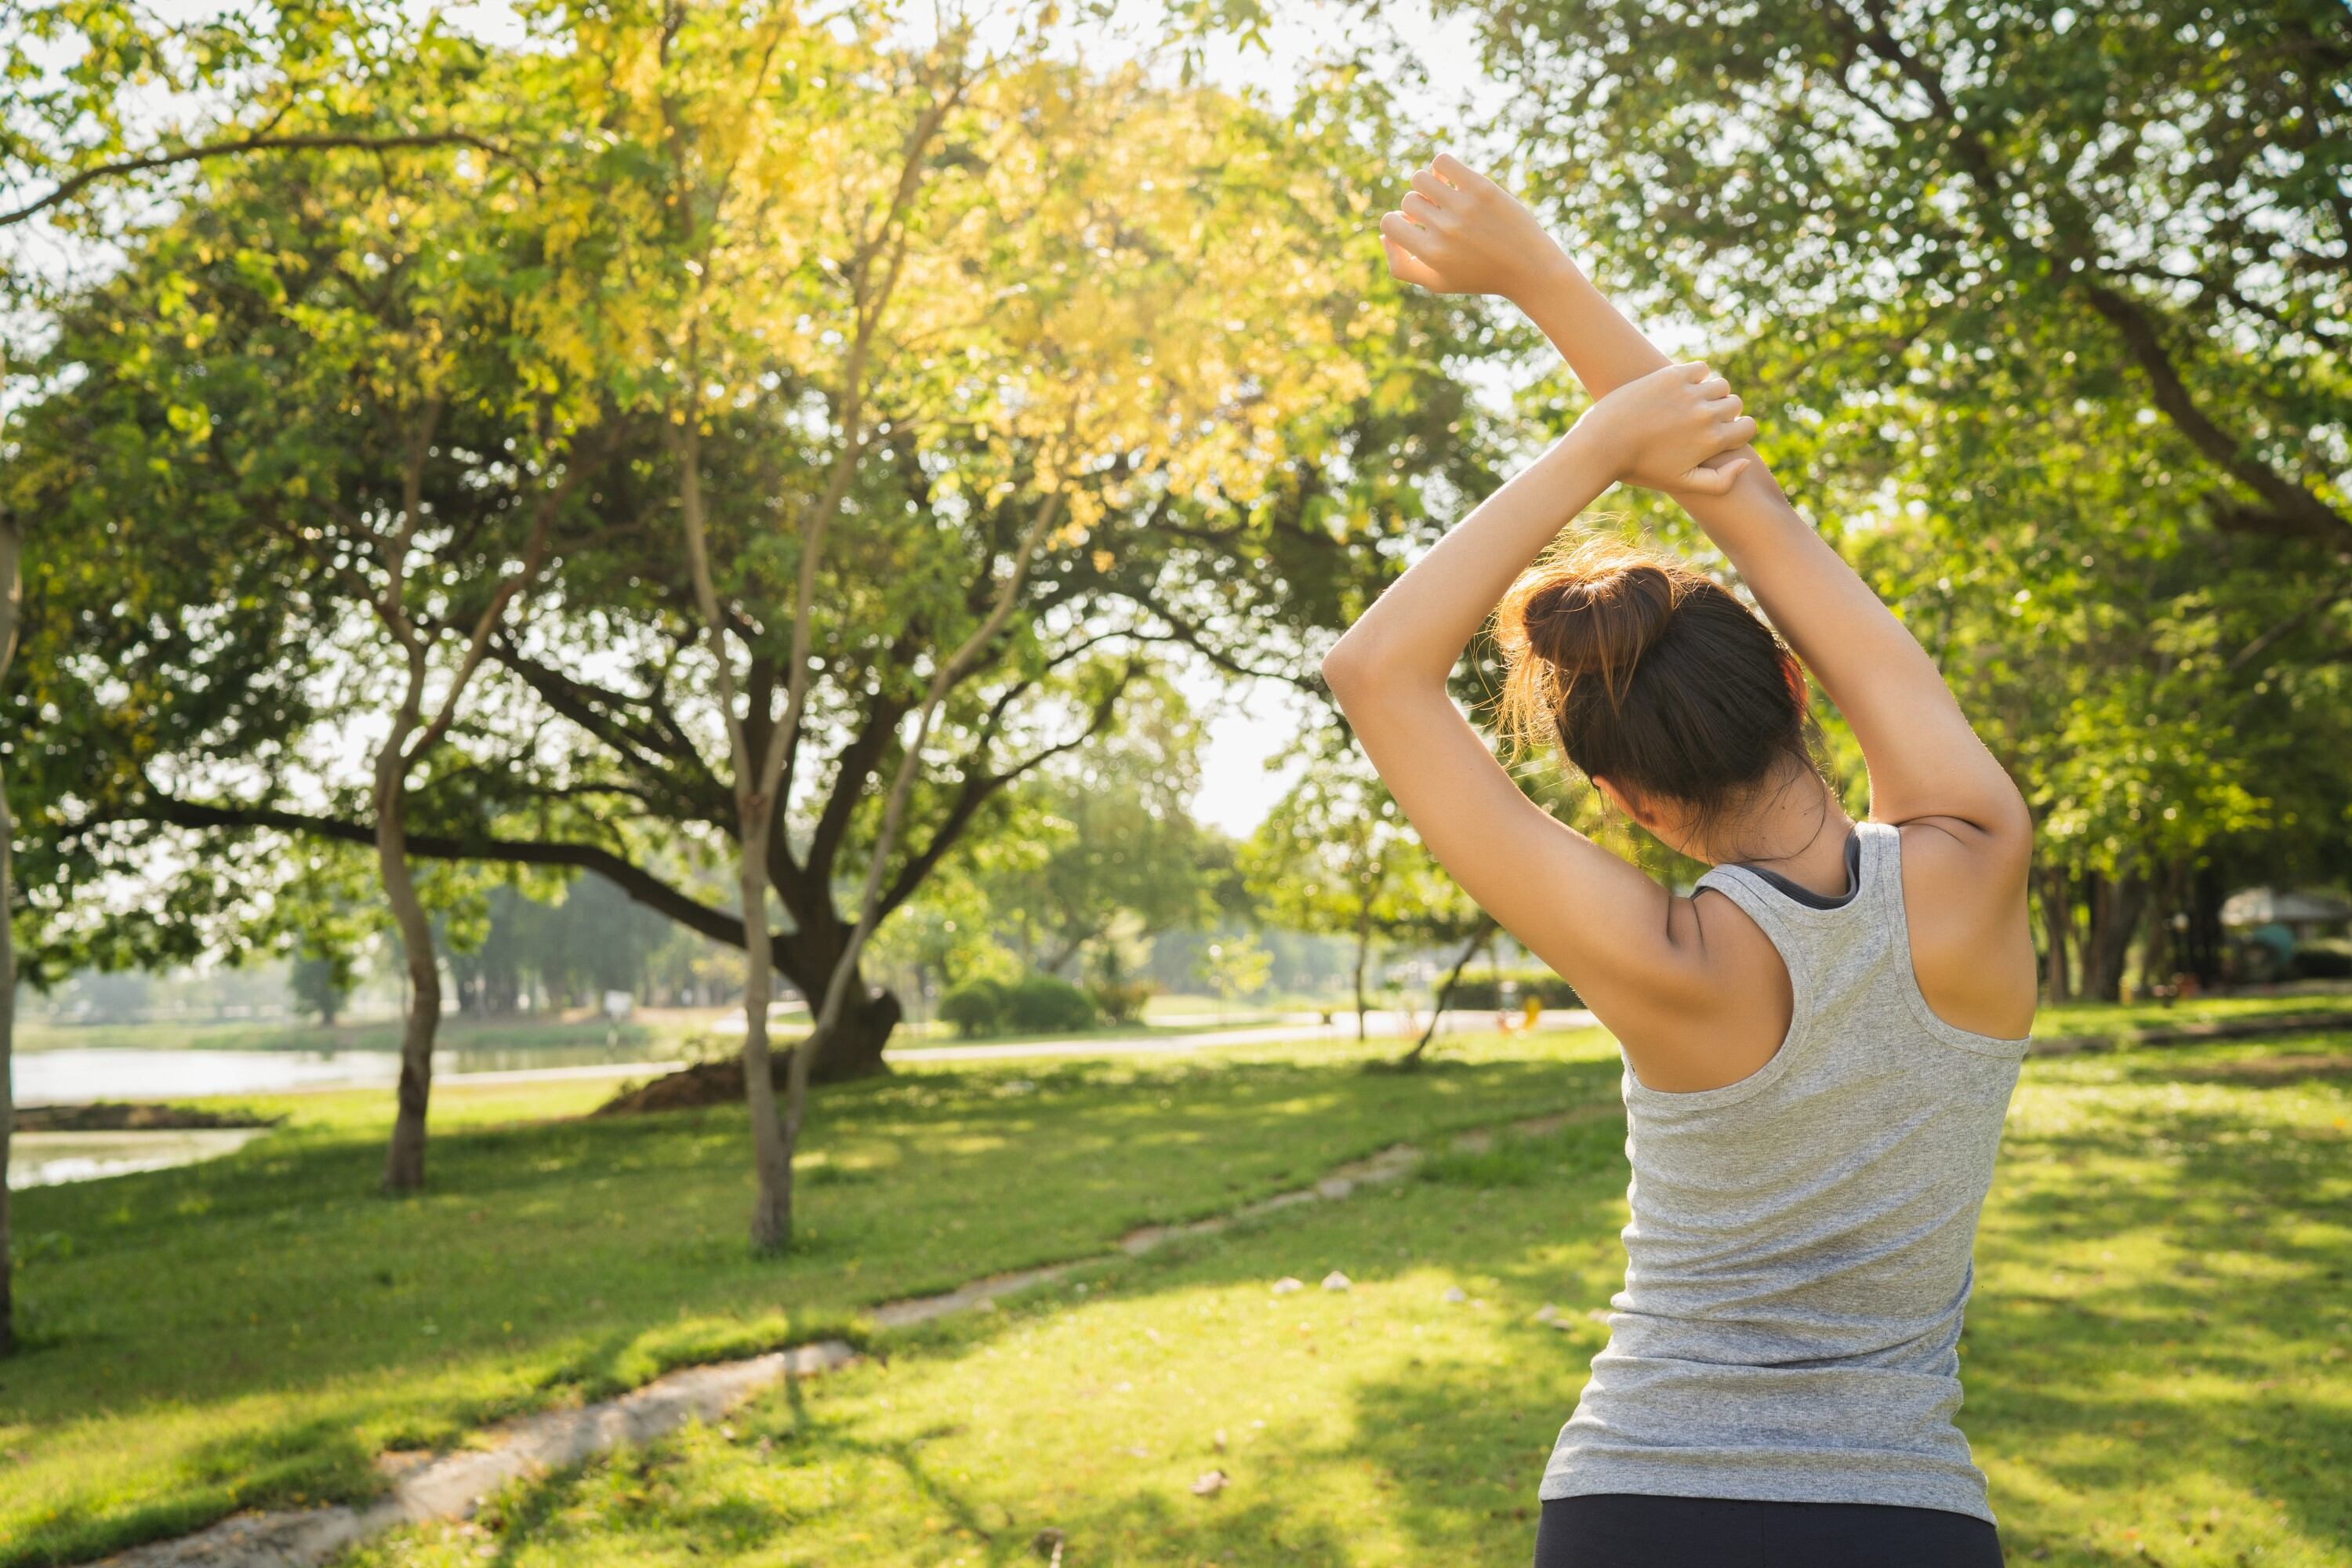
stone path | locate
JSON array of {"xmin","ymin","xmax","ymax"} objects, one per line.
[{"xmin": 87, "ymin": 1102, "xmax": 1615, "ymax": 1568}]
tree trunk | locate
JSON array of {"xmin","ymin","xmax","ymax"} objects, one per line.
[
  {"xmin": 2079, "ymin": 869, "xmax": 2150, "ymax": 1004},
  {"xmin": 1351, "ymin": 912, "xmax": 1370, "ymax": 1043},
  {"xmin": 2040, "ymin": 866, "xmax": 2073, "ymax": 1004},
  {"xmin": 1, "ymin": 781, "xmax": 12, "ymax": 1360},
  {"xmin": 736, "ymin": 830, "xmax": 795, "ymax": 1254},
  {"xmin": 805, "ymin": 985, "xmax": 902, "ymax": 1083},
  {"xmin": 1396, "ymin": 917, "xmax": 1494, "ymax": 1069},
  {"xmin": 0, "ymin": 510, "xmax": 16, "ymax": 1354},
  {"xmin": 377, "ymin": 744, "xmax": 442, "ymax": 1194},
  {"xmin": 2187, "ymin": 860, "xmax": 2227, "ymax": 985}
]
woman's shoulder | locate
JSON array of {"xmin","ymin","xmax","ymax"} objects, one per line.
[
  {"xmin": 1605, "ymin": 880, "xmax": 1798, "ymax": 1094},
  {"xmin": 1886, "ymin": 816, "xmax": 2039, "ymax": 1042}
]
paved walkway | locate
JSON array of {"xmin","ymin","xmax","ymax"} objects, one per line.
[{"xmin": 886, "ymin": 1007, "xmax": 1599, "ymax": 1063}]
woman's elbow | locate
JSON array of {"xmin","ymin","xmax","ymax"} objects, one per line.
[{"xmin": 1319, "ymin": 635, "xmax": 1379, "ymax": 699}]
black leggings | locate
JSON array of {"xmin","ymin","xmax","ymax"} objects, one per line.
[{"xmin": 1534, "ymin": 1493, "xmax": 2005, "ymax": 1567}]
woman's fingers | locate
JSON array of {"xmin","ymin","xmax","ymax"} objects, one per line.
[
  {"xmin": 1380, "ymin": 228, "xmax": 1447, "ymax": 289},
  {"xmin": 1408, "ymin": 168, "xmax": 1455, "ymax": 206},
  {"xmin": 1679, "ymin": 456, "xmax": 1751, "ymax": 495},
  {"xmin": 1703, "ymin": 393, "xmax": 1742, "ymax": 418},
  {"xmin": 1378, "ymin": 211, "xmax": 1433, "ymax": 254},
  {"xmin": 1431, "ymin": 151, "xmax": 1487, "ymax": 192},
  {"xmin": 1721, "ymin": 414, "xmax": 1759, "ymax": 445},
  {"xmin": 1399, "ymin": 190, "xmax": 1450, "ymax": 227}
]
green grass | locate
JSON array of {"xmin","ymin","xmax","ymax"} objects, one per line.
[
  {"xmin": 2035, "ymin": 988, "xmax": 2352, "ymax": 1041},
  {"xmin": 328, "ymin": 1034, "xmax": 2351, "ymax": 1568},
  {"xmin": 7, "ymin": 1014, "xmax": 2348, "ymax": 1567},
  {"xmin": 0, "ymin": 1029, "xmax": 1627, "ymax": 1566}
]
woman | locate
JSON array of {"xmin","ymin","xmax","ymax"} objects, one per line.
[{"xmin": 1321, "ymin": 155, "xmax": 2037, "ymax": 1568}]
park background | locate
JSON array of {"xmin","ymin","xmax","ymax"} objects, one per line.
[{"xmin": 1, "ymin": 1, "xmax": 2347, "ymax": 1565}]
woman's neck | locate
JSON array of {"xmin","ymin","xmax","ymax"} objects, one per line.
[{"xmin": 1710, "ymin": 772, "xmax": 1857, "ymax": 899}]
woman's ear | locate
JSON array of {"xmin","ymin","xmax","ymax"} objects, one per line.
[{"xmin": 1592, "ymin": 775, "xmax": 1635, "ymax": 822}]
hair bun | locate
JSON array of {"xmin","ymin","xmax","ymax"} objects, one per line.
[{"xmin": 1515, "ymin": 548, "xmax": 1677, "ymax": 704}]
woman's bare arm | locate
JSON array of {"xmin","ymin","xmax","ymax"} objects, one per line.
[
  {"xmin": 1321, "ymin": 362, "xmax": 1764, "ymax": 1051},
  {"xmin": 1381, "ymin": 154, "xmax": 2032, "ymax": 861}
]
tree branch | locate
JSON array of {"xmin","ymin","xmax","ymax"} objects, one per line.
[
  {"xmin": 119, "ymin": 797, "xmax": 752, "ymax": 950},
  {"xmin": 2, "ymin": 129, "xmax": 521, "ymax": 230}
]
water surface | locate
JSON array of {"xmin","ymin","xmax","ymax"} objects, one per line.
[{"xmin": 9, "ymin": 1127, "xmax": 269, "ymax": 1189}]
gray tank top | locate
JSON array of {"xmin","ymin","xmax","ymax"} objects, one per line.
[{"xmin": 1540, "ymin": 818, "xmax": 2032, "ymax": 1524}]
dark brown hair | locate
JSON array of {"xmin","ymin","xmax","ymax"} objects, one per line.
[{"xmin": 1493, "ymin": 534, "xmax": 1819, "ymax": 832}]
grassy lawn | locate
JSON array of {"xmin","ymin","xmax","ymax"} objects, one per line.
[
  {"xmin": 5, "ymin": 1017, "xmax": 2347, "ymax": 1566},
  {"xmin": 2035, "ymin": 989, "xmax": 2352, "ymax": 1040},
  {"xmin": 0, "ymin": 1030, "xmax": 1627, "ymax": 1566},
  {"xmin": 326, "ymin": 1033, "xmax": 2352, "ymax": 1568}
]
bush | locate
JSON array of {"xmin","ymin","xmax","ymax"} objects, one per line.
[
  {"xmin": 1441, "ymin": 967, "xmax": 1582, "ymax": 1011},
  {"xmin": 938, "ymin": 978, "xmax": 1012, "ymax": 1037},
  {"xmin": 2289, "ymin": 941, "xmax": 2352, "ymax": 980},
  {"xmin": 938, "ymin": 974, "xmax": 1102, "ymax": 1036},
  {"xmin": 1086, "ymin": 977, "xmax": 1156, "ymax": 1025},
  {"xmin": 1004, "ymin": 974, "xmax": 1099, "ymax": 1033}
]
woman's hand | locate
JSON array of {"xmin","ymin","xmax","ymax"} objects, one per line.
[
  {"xmin": 1581, "ymin": 362, "xmax": 1757, "ymax": 497},
  {"xmin": 1377, "ymin": 153, "xmax": 1567, "ymax": 299}
]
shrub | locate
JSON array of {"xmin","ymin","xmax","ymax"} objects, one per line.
[
  {"xmin": 1004, "ymin": 974, "xmax": 1099, "ymax": 1033},
  {"xmin": 939, "ymin": 974, "xmax": 1102, "ymax": 1036},
  {"xmin": 1085, "ymin": 977, "xmax": 1156, "ymax": 1025},
  {"xmin": 938, "ymin": 978, "xmax": 1012, "ymax": 1037},
  {"xmin": 1441, "ymin": 967, "xmax": 1582, "ymax": 1011}
]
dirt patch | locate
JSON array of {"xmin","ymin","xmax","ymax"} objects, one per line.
[
  {"xmin": 14, "ymin": 1102, "xmax": 284, "ymax": 1133},
  {"xmin": 590, "ymin": 1058, "xmax": 750, "ymax": 1116},
  {"xmin": 2162, "ymin": 1052, "xmax": 2352, "ymax": 1087}
]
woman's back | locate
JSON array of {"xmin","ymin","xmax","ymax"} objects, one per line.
[{"xmin": 1541, "ymin": 820, "xmax": 2031, "ymax": 1525}]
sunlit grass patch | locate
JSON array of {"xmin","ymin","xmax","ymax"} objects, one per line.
[{"xmin": 335, "ymin": 1035, "xmax": 2350, "ymax": 1568}]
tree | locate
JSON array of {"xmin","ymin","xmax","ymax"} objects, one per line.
[
  {"xmin": 0, "ymin": 501, "xmax": 17, "ymax": 1354},
  {"xmin": 975, "ymin": 674, "xmax": 1217, "ymax": 976},
  {"xmin": 1197, "ymin": 931, "xmax": 1272, "ymax": 1020},
  {"xmin": 13, "ymin": 5, "xmax": 1507, "ymax": 1256},
  {"xmin": 1240, "ymin": 740, "xmax": 1427, "ymax": 1040},
  {"xmin": 1451, "ymin": 0, "xmax": 2350, "ymax": 545},
  {"xmin": 290, "ymin": 951, "xmax": 354, "ymax": 1026},
  {"xmin": 30, "ymin": 20, "xmax": 1496, "ymax": 1094},
  {"xmin": 1439, "ymin": 0, "xmax": 2352, "ymax": 996},
  {"xmin": 0, "ymin": 0, "xmax": 521, "ymax": 1348}
]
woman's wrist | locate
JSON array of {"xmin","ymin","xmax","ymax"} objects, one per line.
[
  {"xmin": 1503, "ymin": 239, "xmax": 1579, "ymax": 307},
  {"xmin": 1562, "ymin": 394, "xmax": 1630, "ymax": 486}
]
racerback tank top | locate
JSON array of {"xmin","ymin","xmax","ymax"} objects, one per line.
[{"xmin": 1540, "ymin": 818, "xmax": 2034, "ymax": 1523}]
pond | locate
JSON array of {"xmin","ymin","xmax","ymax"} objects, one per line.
[
  {"xmin": 9, "ymin": 1127, "xmax": 270, "ymax": 1189},
  {"xmin": 13, "ymin": 1042, "xmax": 673, "ymax": 1108}
]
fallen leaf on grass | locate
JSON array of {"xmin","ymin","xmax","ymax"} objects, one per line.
[
  {"xmin": 1271, "ymin": 1277, "xmax": 1304, "ymax": 1295},
  {"xmin": 1192, "ymin": 1468, "xmax": 1230, "ymax": 1497},
  {"xmin": 1322, "ymin": 1271, "xmax": 1352, "ymax": 1292}
]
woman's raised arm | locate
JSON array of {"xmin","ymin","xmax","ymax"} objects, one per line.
[
  {"xmin": 1381, "ymin": 154, "xmax": 2032, "ymax": 860},
  {"xmin": 1319, "ymin": 363, "xmax": 1759, "ymax": 1048}
]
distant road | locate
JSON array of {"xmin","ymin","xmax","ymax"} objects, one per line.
[{"xmin": 887, "ymin": 1008, "xmax": 1600, "ymax": 1062}]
